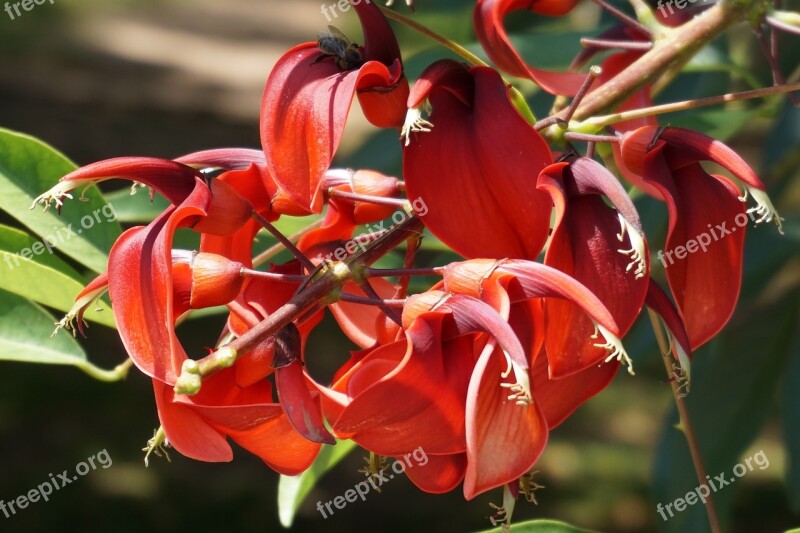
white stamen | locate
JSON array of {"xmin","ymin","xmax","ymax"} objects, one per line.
[
  {"xmin": 616, "ymin": 213, "xmax": 647, "ymax": 280},
  {"xmin": 593, "ymin": 323, "xmax": 634, "ymax": 376},
  {"xmin": 30, "ymin": 182, "xmax": 75, "ymax": 211},
  {"xmin": 498, "ymin": 350, "xmax": 532, "ymax": 407},
  {"xmin": 744, "ymin": 187, "xmax": 783, "ymax": 235},
  {"xmin": 130, "ymin": 181, "xmax": 147, "ymax": 196},
  {"xmin": 674, "ymin": 336, "xmax": 691, "ymax": 383},
  {"xmin": 400, "ymin": 106, "xmax": 433, "ymax": 147}
]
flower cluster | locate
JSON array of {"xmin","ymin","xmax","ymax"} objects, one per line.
[{"xmin": 32, "ymin": 0, "xmax": 784, "ymax": 526}]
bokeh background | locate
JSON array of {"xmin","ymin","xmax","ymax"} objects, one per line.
[{"xmin": 1, "ymin": 0, "xmax": 799, "ymax": 531}]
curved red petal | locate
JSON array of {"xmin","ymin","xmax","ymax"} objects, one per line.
[
  {"xmin": 261, "ymin": 45, "xmax": 402, "ymax": 213},
  {"xmin": 474, "ymin": 0, "xmax": 586, "ymax": 95}
]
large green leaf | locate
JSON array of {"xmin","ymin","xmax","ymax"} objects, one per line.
[
  {"xmin": 0, "ymin": 289, "xmax": 87, "ymax": 366},
  {"xmin": 476, "ymin": 519, "xmax": 599, "ymax": 533},
  {"xmin": 0, "ymin": 128, "xmax": 121, "ymax": 273},
  {"xmin": 277, "ymin": 439, "xmax": 357, "ymax": 527},
  {"xmin": 0, "ymin": 225, "xmax": 115, "ymax": 328}
]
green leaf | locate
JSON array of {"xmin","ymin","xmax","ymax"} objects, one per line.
[
  {"xmin": 277, "ymin": 439, "xmax": 357, "ymax": 527},
  {"xmin": 0, "ymin": 127, "xmax": 121, "ymax": 273},
  {"xmin": 475, "ymin": 519, "xmax": 599, "ymax": 533},
  {"xmin": 0, "ymin": 225, "xmax": 115, "ymax": 328},
  {"xmin": 0, "ymin": 289, "xmax": 87, "ymax": 366}
]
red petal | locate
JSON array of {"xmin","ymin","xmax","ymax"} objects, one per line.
[
  {"xmin": 537, "ymin": 159, "xmax": 647, "ymax": 376},
  {"xmin": 261, "ymin": 47, "xmax": 403, "ymax": 213},
  {"xmin": 108, "ymin": 183, "xmax": 208, "ymax": 382},
  {"xmin": 49, "ymin": 157, "xmax": 200, "ymax": 205},
  {"xmin": 530, "ymin": 348, "xmax": 618, "ymax": 428},
  {"xmin": 405, "ymin": 453, "xmax": 467, "ymax": 494},
  {"xmin": 474, "ymin": 0, "xmax": 586, "ymax": 95},
  {"xmin": 644, "ymin": 155, "xmax": 746, "ymax": 347},
  {"xmin": 403, "ymin": 65, "xmax": 553, "ymax": 259},
  {"xmin": 645, "ymin": 279, "xmax": 693, "ymax": 363},
  {"xmin": 329, "ymin": 317, "xmax": 472, "ymax": 455},
  {"xmin": 275, "ymin": 361, "xmax": 335, "ymax": 444},
  {"xmin": 329, "ymin": 278, "xmax": 399, "ymax": 349},
  {"xmin": 153, "ymin": 380, "xmax": 232, "ymax": 462},
  {"xmin": 464, "ymin": 343, "xmax": 548, "ymax": 499}
]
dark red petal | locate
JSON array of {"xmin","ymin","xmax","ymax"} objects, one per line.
[
  {"xmin": 645, "ymin": 157, "xmax": 747, "ymax": 348},
  {"xmin": 275, "ymin": 361, "xmax": 336, "ymax": 444},
  {"xmin": 403, "ymin": 66, "xmax": 553, "ymax": 259},
  {"xmin": 645, "ymin": 279, "xmax": 693, "ymax": 364},
  {"xmin": 530, "ymin": 348, "xmax": 618, "ymax": 428},
  {"xmin": 474, "ymin": 0, "xmax": 586, "ymax": 95},
  {"xmin": 537, "ymin": 159, "xmax": 647, "ymax": 376}
]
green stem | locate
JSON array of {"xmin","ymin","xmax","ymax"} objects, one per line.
[
  {"xmin": 648, "ymin": 310, "xmax": 721, "ymax": 533},
  {"xmin": 76, "ymin": 358, "xmax": 133, "ymax": 382},
  {"xmin": 580, "ymin": 81, "xmax": 800, "ymax": 129},
  {"xmin": 378, "ymin": 6, "xmax": 488, "ymax": 67}
]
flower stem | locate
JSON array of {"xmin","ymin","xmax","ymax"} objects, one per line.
[
  {"xmin": 566, "ymin": 0, "xmax": 763, "ymax": 122},
  {"xmin": 377, "ymin": 6, "xmax": 488, "ymax": 67},
  {"xmin": 76, "ymin": 358, "xmax": 133, "ymax": 382},
  {"xmin": 252, "ymin": 219, "xmax": 323, "ymax": 268},
  {"xmin": 647, "ymin": 310, "xmax": 721, "ymax": 533},
  {"xmin": 581, "ymin": 81, "xmax": 800, "ymax": 129},
  {"xmin": 185, "ymin": 216, "xmax": 425, "ymax": 384}
]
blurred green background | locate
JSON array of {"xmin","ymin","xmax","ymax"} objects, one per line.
[{"xmin": 0, "ymin": 0, "xmax": 799, "ymax": 532}]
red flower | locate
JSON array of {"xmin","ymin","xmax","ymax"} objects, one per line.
[
  {"xmin": 620, "ymin": 126, "xmax": 782, "ymax": 348},
  {"xmin": 536, "ymin": 156, "xmax": 648, "ymax": 377},
  {"xmin": 402, "ymin": 60, "xmax": 554, "ymax": 259},
  {"xmin": 261, "ymin": 2, "xmax": 409, "ymax": 213}
]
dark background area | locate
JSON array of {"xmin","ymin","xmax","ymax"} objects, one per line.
[{"xmin": 1, "ymin": 1, "xmax": 799, "ymax": 532}]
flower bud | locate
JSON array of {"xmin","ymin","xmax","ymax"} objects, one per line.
[
  {"xmin": 193, "ymin": 179, "xmax": 253, "ymax": 235},
  {"xmin": 172, "ymin": 250, "xmax": 245, "ymax": 311},
  {"xmin": 323, "ymin": 168, "xmax": 401, "ymax": 224}
]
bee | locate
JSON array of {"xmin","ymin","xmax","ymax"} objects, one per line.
[{"xmin": 315, "ymin": 26, "xmax": 363, "ymax": 70}]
